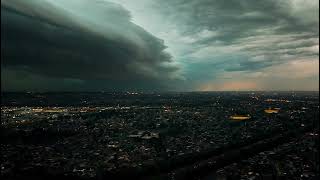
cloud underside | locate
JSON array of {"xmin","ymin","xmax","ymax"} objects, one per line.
[
  {"xmin": 1, "ymin": 0, "xmax": 319, "ymax": 91},
  {"xmin": 153, "ymin": 0, "xmax": 319, "ymax": 90},
  {"xmin": 1, "ymin": 0, "xmax": 180, "ymax": 91}
]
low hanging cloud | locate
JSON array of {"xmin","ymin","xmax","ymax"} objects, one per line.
[
  {"xmin": 1, "ymin": 0, "xmax": 319, "ymax": 91},
  {"xmin": 1, "ymin": 0, "xmax": 181, "ymax": 91},
  {"xmin": 139, "ymin": 0, "xmax": 319, "ymax": 90},
  {"xmin": 154, "ymin": 0, "xmax": 319, "ymax": 72}
]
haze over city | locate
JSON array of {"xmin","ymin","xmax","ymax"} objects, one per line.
[{"xmin": 1, "ymin": 0, "xmax": 319, "ymax": 92}]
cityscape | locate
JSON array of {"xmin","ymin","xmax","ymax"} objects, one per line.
[
  {"xmin": 1, "ymin": 0, "xmax": 319, "ymax": 179},
  {"xmin": 1, "ymin": 91, "xmax": 319, "ymax": 179}
]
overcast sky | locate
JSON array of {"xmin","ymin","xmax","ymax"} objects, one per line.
[{"xmin": 1, "ymin": 0, "xmax": 319, "ymax": 91}]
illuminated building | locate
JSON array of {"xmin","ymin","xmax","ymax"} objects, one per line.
[
  {"xmin": 229, "ymin": 114, "xmax": 251, "ymax": 121},
  {"xmin": 264, "ymin": 108, "xmax": 280, "ymax": 114}
]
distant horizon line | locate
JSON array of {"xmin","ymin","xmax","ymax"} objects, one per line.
[{"xmin": 1, "ymin": 90, "xmax": 319, "ymax": 93}]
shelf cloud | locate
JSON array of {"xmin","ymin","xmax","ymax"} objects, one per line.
[
  {"xmin": 1, "ymin": 0, "xmax": 319, "ymax": 91},
  {"xmin": 1, "ymin": 0, "xmax": 181, "ymax": 91}
]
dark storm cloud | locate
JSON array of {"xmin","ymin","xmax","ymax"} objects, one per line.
[
  {"xmin": 1, "ymin": 0, "xmax": 181, "ymax": 91},
  {"xmin": 154, "ymin": 0, "xmax": 319, "ymax": 72},
  {"xmin": 2, "ymin": 0, "xmax": 318, "ymax": 91},
  {"xmin": 157, "ymin": 0, "xmax": 318, "ymax": 39}
]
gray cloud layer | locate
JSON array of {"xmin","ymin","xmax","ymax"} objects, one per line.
[
  {"xmin": 1, "ymin": 0, "xmax": 181, "ymax": 91},
  {"xmin": 154, "ymin": 0, "xmax": 318, "ymax": 72},
  {"xmin": 156, "ymin": 0, "xmax": 318, "ymax": 38},
  {"xmin": 1, "ymin": 0, "xmax": 319, "ymax": 91}
]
